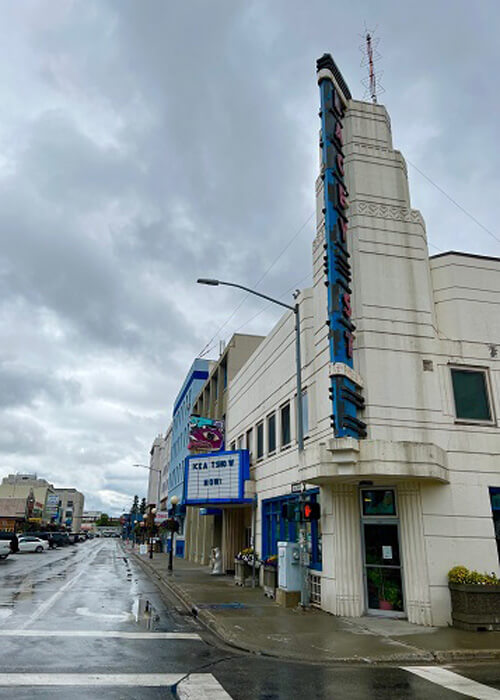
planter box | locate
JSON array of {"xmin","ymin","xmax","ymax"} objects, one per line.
[
  {"xmin": 234, "ymin": 559, "xmax": 253, "ymax": 587},
  {"xmin": 263, "ymin": 565, "xmax": 277, "ymax": 598},
  {"xmin": 449, "ymin": 582, "xmax": 500, "ymax": 631}
]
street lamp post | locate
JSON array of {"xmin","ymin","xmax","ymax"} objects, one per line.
[
  {"xmin": 132, "ymin": 463, "xmax": 162, "ymax": 509},
  {"xmin": 197, "ymin": 279, "xmax": 304, "ymax": 449},
  {"xmin": 149, "ymin": 507, "xmax": 157, "ymax": 559},
  {"xmin": 197, "ymin": 278, "xmax": 309, "ymax": 606},
  {"xmin": 168, "ymin": 495, "xmax": 179, "ymax": 573}
]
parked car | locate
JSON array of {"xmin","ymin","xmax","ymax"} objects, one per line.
[
  {"xmin": 28, "ymin": 532, "xmax": 57, "ymax": 549},
  {"xmin": 0, "ymin": 539, "xmax": 11, "ymax": 560},
  {"xmin": 50, "ymin": 532, "xmax": 71, "ymax": 547},
  {"xmin": 0, "ymin": 532, "xmax": 18, "ymax": 558},
  {"xmin": 17, "ymin": 536, "xmax": 50, "ymax": 553}
]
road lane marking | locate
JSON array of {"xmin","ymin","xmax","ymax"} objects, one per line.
[
  {"xmin": 76, "ymin": 606, "xmax": 133, "ymax": 621},
  {"xmin": 0, "ymin": 674, "xmax": 184, "ymax": 686},
  {"xmin": 177, "ymin": 673, "xmax": 232, "ymax": 699},
  {"xmin": 0, "ymin": 630, "xmax": 201, "ymax": 639},
  {"xmin": 20, "ymin": 545, "xmax": 106, "ymax": 629},
  {"xmin": 403, "ymin": 666, "xmax": 500, "ymax": 699}
]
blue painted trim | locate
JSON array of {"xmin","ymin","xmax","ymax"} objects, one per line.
[
  {"xmin": 261, "ymin": 489, "xmax": 322, "ymax": 570},
  {"xmin": 173, "ymin": 370, "xmax": 209, "ymax": 416}
]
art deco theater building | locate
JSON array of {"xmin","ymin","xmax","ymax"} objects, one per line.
[{"xmin": 220, "ymin": 54, "xmax": 500, "ymax": 626}]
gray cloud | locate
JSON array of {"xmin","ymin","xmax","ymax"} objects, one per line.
[{"xmin": 0, "ymin": 0, "xmax": 499, "ymax": 512}]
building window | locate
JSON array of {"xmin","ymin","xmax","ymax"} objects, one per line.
[
  {"xmin": 262, "ymin": 491, "xmax": 321, "ymax": 570},
  {"xmin": 490, "ymin": 488, "xmax": 500, "ymax": 562},
  {"xmin": 281, "ymin": 403, "xmax": 291, "ymax": 447},
  {"xmin": 238, "ymin": 435, "xmax": 244, "ymax": 450},
  {"xmin": 223, "ymin": 361, "xmax": 228, "ymax": 389},
  {"xmin": 256, "ymin": 422, "xmax": 264, "ymax": 459},
  {"xmin": 213, "ymin": 373, "xmax": 218, "ymax": 399},
  {"xmin": 362, "ymin": 489, "xmax": 396, "ymax": 517},
  {"xmin": 230, "ymin": 441, "xmax": 236, "ymax": 451},
  {"xmin": 451, "ymin": 368, "xmax": 492, "ymax": 422},
  {"xmin": 246, "ymin": 428, "xmax": 253, "ymax": 461},
  {"xmin": 267, "ymin": 413, "xmax": 276, "ymax": 454},
  {"xmin": 67, "ymin": 500, "xmax": 74, "ymax": 507}
]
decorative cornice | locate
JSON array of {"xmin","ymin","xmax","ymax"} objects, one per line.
[{"xmin": 350, "ymin": 200, "xmax": 424, "ymax": 225}]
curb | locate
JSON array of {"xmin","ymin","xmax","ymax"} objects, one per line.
[{"xmin": 127, "ymin": 548, "xmax": 500, "ymax": 666}]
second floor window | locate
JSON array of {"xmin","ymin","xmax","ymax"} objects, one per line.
[
  {"xmin": 267, "ymin": 413, "xmax": 276, "ymax": 453},
  {"xmin": 257, "ymin": 422, "xmax": 264, "ymax": 459},
  {"xmin": 451, "ymin": 367, "xmax": 492, "ymax": 422},
  {"xmin": 246, "ymin": 428, "xmax": 253, "ymax": 459},
  {"xmin": 281, "ymin": 403, "xmax": 291, "ymax": 447}
]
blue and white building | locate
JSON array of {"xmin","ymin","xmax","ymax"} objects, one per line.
[{"xmin": 167, "ymin": 358, "xmax": 211, "ymax": 556}]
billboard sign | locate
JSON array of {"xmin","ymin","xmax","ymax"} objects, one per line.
[
  {"xmin": 188, "ymin": 416, "xmax": 224, "ymax": 453},
  {"xmin": 46, "ymin": 493, "xmax": 60, "ymax": 517},
  {"xmin": 184, "ymin": 450, "xmax": 251, "ymax": 505}
]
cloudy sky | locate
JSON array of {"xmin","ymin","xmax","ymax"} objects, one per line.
[{"xmin": 1, "ymin": 1, "xmax": 499, "ymax": 514}]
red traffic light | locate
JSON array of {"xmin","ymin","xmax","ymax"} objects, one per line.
[{"xmin": 302, "ymin": 501, "xmax": 320, "ymax": 521}]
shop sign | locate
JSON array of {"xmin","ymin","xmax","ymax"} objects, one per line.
[
  {"xmin": 184, "ymin": 450, "xmax": 251, "ymax": 505},
  {"xmin": 188, "ymin": 416, "xmax": 225, "ymax": 452},
  {"xmin": 317, "ymin": 53, "xmax": 367, "ymax": 439},
  {"xmin": 154, "ymin": 512, "xmax": 170, "ymax": 524},
  {"xmin": 0, "ymin": 519, "xmax": 15, "ymax": 532}
]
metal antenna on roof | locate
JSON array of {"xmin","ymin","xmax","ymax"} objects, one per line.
[{"xmin": 360, "ymin": 25, "xmax": 385, "ymax": 103}]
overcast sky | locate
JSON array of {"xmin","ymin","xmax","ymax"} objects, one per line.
[{"xmin": 0, "ymin": 1, "xmax": 499, "ymax": 515}]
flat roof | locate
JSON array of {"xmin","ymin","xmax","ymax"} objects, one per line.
[{"xmin": 430, "ymin": 250, "xmax": 500, "ymax": 264}]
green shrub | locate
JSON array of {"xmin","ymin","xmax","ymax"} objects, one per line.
[{"xmin": 448, "ymin": 565, "xmax": 499, "ymax": 585}]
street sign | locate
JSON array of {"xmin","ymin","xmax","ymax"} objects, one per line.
[{"xmin": 291, "ymin": 482, "xmax": 305, "ymax": 494}]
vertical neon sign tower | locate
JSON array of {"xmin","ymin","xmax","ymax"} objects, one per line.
[{"xmin": 316, "ymin": 54, "xmax": 367, "ymax": 439}]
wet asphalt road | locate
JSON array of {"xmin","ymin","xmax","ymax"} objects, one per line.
[{"xmin": 0, "ymin": 538, "xmax": 499, "ymax": 699}]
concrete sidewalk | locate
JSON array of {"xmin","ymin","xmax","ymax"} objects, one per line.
[{"xmin": 124, "ymin": 543, "xmax": 500, "ymax": 664}]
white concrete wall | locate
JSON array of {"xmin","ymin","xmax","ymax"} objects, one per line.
[{"xmin": 225, "ymin": 96, "xmax": 500, "ymax": 627}]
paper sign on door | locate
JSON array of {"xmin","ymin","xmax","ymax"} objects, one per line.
[{"xmin": 382, "ymin": 545, "xmax": 393, "ymax": 560}]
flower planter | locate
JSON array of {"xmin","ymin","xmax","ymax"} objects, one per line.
[
  {"xmin": 234, "ymin": 559, "xmax": 253, "ymax": 587},
  {"xmin": 263, "ymin": 565, "xmax": 277, "ymax": 599},
  {"xmin": 449, "ymin": 582, "xmax": 500, "ymax": 631}
]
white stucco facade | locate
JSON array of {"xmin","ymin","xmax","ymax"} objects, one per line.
[{"xmin": 226, "ymin": 97, "xmax": 500, "ymax": 626}]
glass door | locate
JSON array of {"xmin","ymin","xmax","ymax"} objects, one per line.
[
  {"xmin": 363, "ymin": 522, "xmax": 404, "ymax": 614},
  {"xmin": 360, "ymin": 488, "xmax": 405, "ymax": 616}
]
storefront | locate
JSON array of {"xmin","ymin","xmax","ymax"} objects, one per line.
[
  {"xmin": 184, "ymin": 449, "xmax": 254, "ymax": 573},
  {"xmin": 261, "ymin": 490, "xmax": 322, "ymax": 571}
]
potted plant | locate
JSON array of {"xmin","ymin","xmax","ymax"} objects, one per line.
[
  {"xmin": 234, "ymin": 547, "xmax": 258, "ymax": 586},
  {"xmin": 366, "ymin": 569, "xmax": 402, "ymax": 611},
  {"xmin": 262, "ymin": 555, "xmax": 278, "ymax": 598},
  {"xmin": 448, "ymin": 566, "xmax": 500, "ymax": 631}
]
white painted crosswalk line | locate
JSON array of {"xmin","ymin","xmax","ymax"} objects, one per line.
[
  {"xmin": 0, "ymin": 630, "xmax": 201, "ymax": 640},
  {"xmin": 0, "ymin": 673, "xmax": 233, "ymax": 695},
  {"xmin": 0, "ymin": 674, "xmax": 184, "ymax": 687},
  {"xmin": 177, "ymin": 673, "xmax": 233, "ymax": 699},
  {"xmin": 402, "ymin": 666, "xmax": 500, "ymax": 699}
]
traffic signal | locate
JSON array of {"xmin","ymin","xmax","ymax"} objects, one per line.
[
  {"xmin": 281, "ymin": 501, "xmax": 297, "ymax": 521},
  {"xmin": 301, "ymin": 501, "xmax": 320, "ymax": 522}
]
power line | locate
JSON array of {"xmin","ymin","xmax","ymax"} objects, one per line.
[
  {"xmin": 407, "ymin": 160, "xmax": 500, "ymax": 246},
  {"xmin": 197, "ymin": 211, "xmax": 315, "ymax": 358}
]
